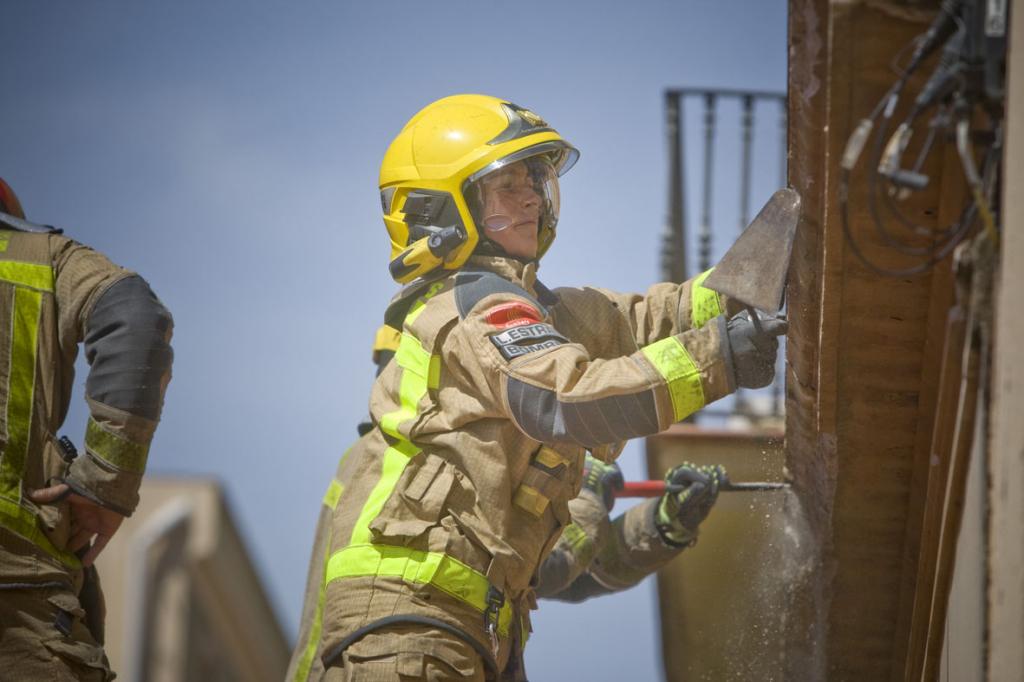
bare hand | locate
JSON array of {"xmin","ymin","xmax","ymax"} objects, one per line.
[{"xmin": 29, "ymin": 483, "xmax": 124, "ymax": 567}]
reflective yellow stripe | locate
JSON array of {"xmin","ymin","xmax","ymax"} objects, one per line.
[
  {"xmin": 690, "ymin": 268, "xmax": 724, "ymax": 329},
  {"xmin": 85, "ymin": 417, "xmax": 149, "ymax": 474},
  {"xmin": 323, "ymin": 445, "xmax": 354, "ymax": 511},
  {"xmin": 291, "ymin": 575, "xmax": 327, "ymax": 682},
  {"xmin": 323, "ymin": 479, "xmax": 345, "ymax": 510},
  {"xmin": 0, "ymin": 261, "xmax": 54, "ymax": 292},
  {"xmin": 293, "ymin": 551, "xmax": 329, "ymax": 681},
  {"xmin": 348, "ymin": 440, "xmax": 418, "ymax": 546},
  {"xmin": 561, "ymin": 523, "xmax": 592, "ymax": 555},
  {"xmin": 383, "ymin": 282, "xmax": 444, "ymax": 440},
  {"xmin": 641, "ymin": 336, "xmax": 705, "ymax": 421},
  {"xmin": 559, "ymin": 523, "xmax": 597, "ymax": 572},
  {"xmin": 354, "ymin": 330, "xmax": 433, "ymax": 547},
  {"xmin": 0, "ymin": 496, "xmax": 81, "ymax": 568},
  {"xmin": 379, "ymin": 334, "xmax": 434, "ymax": 440},
  {"xmin": 405, "ymin": 281, "xmax": 445, "ymax": 325},
  {"xmin": 0, "ymin": 287, "xmax": 42, "ymax": 497},
  {"xmin": 292, "ymin": 478, "xmax": 348, "ymax": 681},
  {"xmin": 0, "ymin": 279, "xmax": 79, "ymax": 567},
  {"xmin": 326, "ymin": 543, "xmax": 512, "ymax": 637}
]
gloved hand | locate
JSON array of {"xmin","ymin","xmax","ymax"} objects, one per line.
[
  {"xmin": 581, "ymin": 453, "xmax": 624, "ymax": 512},
  {"xmin": 724, "ymin": 310, "xmax": 788, "ymax": 389},
  {"xmin": 656, "ymin": 462, "xmax": 726, "ymax": 547}
]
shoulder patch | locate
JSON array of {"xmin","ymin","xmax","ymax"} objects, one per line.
[
  {"xmin": 454, "ymin": 270, "xmax": 545, "ymax": 319},
  {"xmin": 485, "ymin": 302, "xmax": 542, "ymax": 329},
  {"xmin": 490, "ymin": 322, "xmax": 568, "ymax": 361}
]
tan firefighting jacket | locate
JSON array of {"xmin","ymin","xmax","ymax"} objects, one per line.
[
  {"xmin": 535, "ymin": 491, "xmax": 681, "ymax": 602},
  {"xmin": 315, "ymin": 255, "xmax": 736, "ymax": 675},
  {"xmin": 0, "ymin": 225, "xmax": 173, "ymax": 588}
]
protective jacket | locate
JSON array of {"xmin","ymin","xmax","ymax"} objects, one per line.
[
  {"xmin": 534, "ymin": 491, "xmax": 682, "ymax": 602},
  {"xmin": 316, "ymin": 254, "xmax": 735, "ymax": 677},
  {"xmin": 0, "ymin": 220, "xmax": 173, "ymax": 591}
]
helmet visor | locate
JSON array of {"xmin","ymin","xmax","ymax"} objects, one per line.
[{"xmin": 465, "ymin": 153, "xmax": 561, "ymax": 234}]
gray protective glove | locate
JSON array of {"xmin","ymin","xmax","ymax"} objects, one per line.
[
  {"xmin": 655, "ymin": 462, "xmax": 726, "ymax": 547},
  {"xmin": 724, "ymin": 311, "xmax": 788, "ymax": 389},
  {"xmin": 581, "ymin": 453, "xmax": 624, "ymax": 512}
]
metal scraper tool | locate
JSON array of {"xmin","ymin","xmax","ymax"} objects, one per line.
[{"xmin": 703, "ymin": 188, "xmax": 802, "ymax": 330}]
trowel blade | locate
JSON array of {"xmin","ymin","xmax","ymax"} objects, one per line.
[{"xmin": 703, "ymin": 188, "xmax": 801, "ymax": 314}]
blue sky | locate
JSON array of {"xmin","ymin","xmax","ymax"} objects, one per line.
[{"xmin": 2, "ymin": 2, "xmax": 786, "ymax": 679}]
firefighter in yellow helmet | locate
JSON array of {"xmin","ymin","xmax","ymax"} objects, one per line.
[
  {"xmin": 287, "ymin": 326, "xmax": 730, "ymax": 682},
  {"xmin": 0, "ymin": 177, "xmax": 173, "ymax": 681},
  {"xmin": 314, "ymin": 94, "xmax": 785, "ymax": 681}
]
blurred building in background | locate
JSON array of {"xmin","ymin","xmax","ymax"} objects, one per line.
[{"xmin": 95, "ymin": 478, "xmax": 289, "ymax": 682}]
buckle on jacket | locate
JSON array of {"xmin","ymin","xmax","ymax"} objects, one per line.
[
  {"xmin": 57, "ymin": 436, "xmax": 79, "ymax": 463},
  {"xmin": 483, "ymin": 585, "xmax": 505, "ymax": 651}
]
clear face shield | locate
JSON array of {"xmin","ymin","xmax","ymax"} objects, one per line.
[
  {"xmin": 464, "ymin": 142, "xmax": 576, "ymax": 245},
  {"xmin": 466, "ymin": 156, "xmax": 559, "ymax": 236}
]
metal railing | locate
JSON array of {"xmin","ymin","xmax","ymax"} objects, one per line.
[{"xmin": 661, "ymin": 87, "xmax": 787, "ymax": 421}]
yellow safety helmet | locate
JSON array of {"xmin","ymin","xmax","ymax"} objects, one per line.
[
  {"xmin": 0, "ymin": 177, "xmax": 26, "ymax": 219},
  {"xmin": 380, "ymin": 94, "xmax": 579, "ymax": 283}
]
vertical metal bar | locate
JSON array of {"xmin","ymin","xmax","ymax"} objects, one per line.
[
  {"xmin": 662, "ymin": 91, "xmax": 687, "ymax": 283},
  {"xmin": 699, "ymin": 93, "xmax": 717, "ymax": 272},
  {"xmin": 677, "ymin": 95, "xmax": 688, "ymax": 281},
  {"xmin": 739, "ymin": 95, "xmax": 754, "ymax": 233}
]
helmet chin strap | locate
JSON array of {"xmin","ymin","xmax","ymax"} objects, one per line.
[{"xmin": 474, "ymin": 232, "xmax": 540, "ymax": 265}]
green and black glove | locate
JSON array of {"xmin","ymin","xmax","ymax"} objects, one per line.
[
  {"xmin": 581, "ymin": 453, "xmax": 624, "ymax": 512},
  {"xmin": 655, "ymin": 462, "xmax": 726, "ymax": 547}
]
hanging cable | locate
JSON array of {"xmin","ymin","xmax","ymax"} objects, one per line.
[{"xmin": 837, "ymin": 0, "xmax": 1006, "ymax": 278}]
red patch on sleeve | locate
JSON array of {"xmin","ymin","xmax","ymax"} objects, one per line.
[{"xmin": 485, "ymin": 302, "xmax": 543, "ymax": 329}]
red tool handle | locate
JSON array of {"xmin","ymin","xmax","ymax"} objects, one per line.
[
  {"xmin": 616, "ymin": 481, "xmax": 670, "ymax": 498},
  {"xmin": 615, "ymin": 479, "xmax": 788, "ymax": 498}
]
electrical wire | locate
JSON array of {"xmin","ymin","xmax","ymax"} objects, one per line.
[
  {"xmin": 957, "ymin": 116, "xmax": 1000, "ymax": 247},
  {"xmin": 838, "ymin": 1, "xmax": 1002, "ymax": 278}
]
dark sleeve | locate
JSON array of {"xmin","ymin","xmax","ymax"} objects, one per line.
[
  {"xmin": 545, "ymin": 501, "xmax": 686, "ymax": 602},
  {"xmin": 84, "ymin": 275, "xmax": 173, "ymax": 420},
  {"xmin": 66, "ymin": 275, "xmax": 174, "ymax": 515},
  {"xmin": 588, "ymin": 500, "xmax": 685, "ymax": 591},
  {"xmin": 543, "ymin": 572, "xmax": 617, "ymax": 603}
]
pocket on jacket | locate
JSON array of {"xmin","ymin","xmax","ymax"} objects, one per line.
[
  {"xmin": 342, "ymin": 627, "xmax": 484, "ymax": 681},
  {"xmin": 369, "ymin": 452, "xmax": 455, "ymax": 544},
  {"xmin": 43, "ymin": 592, "xmax": 114, "ymax": 682},
  {"xmin": 42, "ymin": 637, "xmax": 114, "ymax": 682},
  {"xmin": 512, "ymin": 445, "xmax": 578, "ymax": 521}
]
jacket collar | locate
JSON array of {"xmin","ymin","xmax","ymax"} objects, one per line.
[
  {"xmin": 463, "ymin": 255, "xmax": 538, "ymax": 293},
  {"xmin": 384, "ymin": 256, "xmax": 540, "ymax": 330}
]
